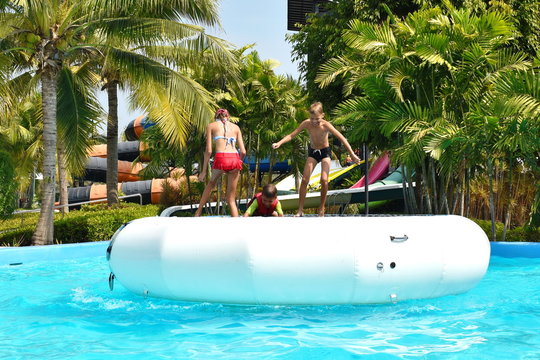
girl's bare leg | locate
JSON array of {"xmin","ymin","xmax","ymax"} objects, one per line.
[
  {"xmin": 194, "ymin": 169, "xmax": 223, "ymax": 216},
  {"xmin": 296, "ymin": 158, "xmax": 318, "ymax": 217},
  {"xmin": 318, "ymin": 158, "xmax": 331, "ymax": 216},
  {"xmin": 225, "ymin": 170, "xmax": 241, "ymax": 217}
]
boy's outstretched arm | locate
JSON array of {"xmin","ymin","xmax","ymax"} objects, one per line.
[
  {"xmin": 326, "ymin": 123, "xmax": 361, "ymax": 164},
  {"xmin": 272, "ymin": 121, "xmax": 307, "ymax": 149}
]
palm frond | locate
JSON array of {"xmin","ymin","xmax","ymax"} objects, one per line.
[
  {"xmin": 316, "ymin": 56, "xmax": 356, "ymax": 89},
  {"xmin": 101, "ymin": 46, "xmax": 171, "ymax": 86},
  {"xmin": 56, "ymin": 67, "xmax": 102, "ymax": 175},
  {"xmin": 129, "ymin": 71, "xmax": 215, "ymax": 147},
  {"xmin": 83, "ymin": 0, "xmax": 219, "ymax": 26},
  {"xmin": 344, "ymin": 19, "xmax": 397, "ymax": 53}
]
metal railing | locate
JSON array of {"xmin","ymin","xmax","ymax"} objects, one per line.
[{"xmin": 12, "ymin": 193, "xmax": 143, "ymax": 214}]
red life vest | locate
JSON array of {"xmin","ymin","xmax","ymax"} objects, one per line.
[{"xmin": 249, "ymin": 192, "xmax": 278, "ymax": 216}]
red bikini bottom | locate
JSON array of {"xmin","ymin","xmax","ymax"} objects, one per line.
[{"xmin": 213, "ymin": 152, "xmax": 243, "ymax": 172}]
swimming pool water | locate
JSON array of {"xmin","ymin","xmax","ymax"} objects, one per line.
[{"xmin": 1, "ymin": 255, "xmax": 539, "ymax": 359}]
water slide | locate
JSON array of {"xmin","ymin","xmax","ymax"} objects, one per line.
[
  {"xmin": 308, "ymin": 162, "xmax": 362, "ymax": 190},
  {"xmin": 70, "ymin": 115, "xmax": 187, "ymax": 205},
  {"xmin": 274, "ymin": 158, "xmax": 365, "ymax": 195},
  {"xmin": 84, "ymin": 157, "xmax": 145, "ymax": 183},
  {"xmin": 160, "ymin": 164, "xmax": 405, "ymax": 216},
  {"xmin": 68, "ymin": 172, "xmax": 197, "ymax": 206},
  {"xmin": 275, "ymin": 160, "xmax": 341, "ymax": 194},
  {"xmin": 124, "ymin": 115, "xmax": 155, "ymax": 141},
  {"xmin": 350, "ymin": 152, "xmax": 389, "ymax": 189},
  {"xmin": 244, "ymin": 156, "xmax": 291, "ymax": 173},
  {"xmin": 88, "ymin": 141, "xmax": 150, "ymax": 162}
]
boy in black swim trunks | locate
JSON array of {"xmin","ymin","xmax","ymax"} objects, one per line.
[{"xmin": 272, "ymin": 102, "xmax": 360, "ymax": 216}]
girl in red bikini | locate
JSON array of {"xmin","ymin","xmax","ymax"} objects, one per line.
[{"xmin": 195, "ymin": 109, "xmax": 246, "ymax": 217}]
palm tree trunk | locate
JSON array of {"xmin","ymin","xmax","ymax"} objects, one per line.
[
  {"xmin": 253, "ymin": 134, "xmax": 260, "ymax": 197},
  {"xmin": 405, "ymin": 167, "xmax": 417, "ymax": 214},
  {"xmin": 502, "ymin": 157, "xmax": 514, "ymax": 241},
  {"xmin": 25, "ymin": 168, "xmax": 36, "ymax": 209},
  {"xmin": 528, "ymin": 184, "xmax": 540, "ymax": 229},
  {"xmin": 57, "ymin": 140, "xmax": 69, "ymax": 214},
  {"xmin": 414, "ymin": 166, "xmax": 422, "ymax": 213},
  {"xmin": 401, "ymin": 167, "xmax": 410, "ymax": 214},
  {"xmin": 440, "ymin": 179, "xmax": 450, "ymax": 214},
  {"xmin": 487, "ymin": 158, "xmax": 497, "ymax": 241},
  {"xmin": 267, "ymin": 154, "xmax": 275, "ymax": 185},
  {"xmin": 430, "ymin": 159, "xmax": 438, "ymax": 213},
  {"xmin": 105, "ymin": 82, "xmax": 119, "ymax": 207},
  {"xmin": 185, "ymin": 171, "xmax": 193, "ymax": 210},
  {"xmin": 460, "ymin": 169, "xmax": 466, "ymax": 216},
  {"xmin": 421, "ymin": 160, "xmax": 432, "ymax": 214},
  {"xmin": 465, "ymin": 167, "xmax": 471, "ymax": 217},
  {"xmin": 32, "ymin": 69, "xmax": 58, "ymax": 245}
]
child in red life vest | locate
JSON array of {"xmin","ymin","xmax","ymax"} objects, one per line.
[{"xmin": 243, "ymin": 184, "xmax": 284, "ymax": 217}]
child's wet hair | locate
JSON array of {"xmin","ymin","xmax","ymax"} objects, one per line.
[
  {"xmin": 215, "ymin": 108, "xmax": 230, "ymax": 118},
  {"xmin": 309, "ymin": 102, "xmax": 323, "ymax": 114},
  {"xmin": 262, "ymin": 184, "xmax": 278, "ymax": 198}
]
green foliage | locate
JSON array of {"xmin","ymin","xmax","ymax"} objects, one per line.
[
  {"xmin": 288, "ymin": 0, "xmax": 539, "ymax": 113},
  {"xmin": 287, "ymin": 0, "xmax": 421, "ymax": 110},
  {"xmin": 316, "ymin": 3, "xmax": 540, "ymax": 226},
  {"xmin": 1, "ymin": 0, "xmax": 236, "ymax": 243},
  {"xmin": 0, "ymin": 151, "xmax": 17, "ymax": 219},
  {"xmin": 472, "ymin": 218, "xmax": 540, "ymax": 242},
  {"xmin": 56, "ymin": 67, "xmax": 102, "ymax": 176},
  {"xmin": 139, "ymin": 124, "xmax": 205, "ymax": 179},
  {"xmin": 219, "ymin": 50, "xmax": 309, "ymax": 187},
  {"xmin": 0, "ymin": 203, "xmax": 160, "ymax": 246},
  {"xmin": 157, "ymin": 177, "xmax": 204, "ymax": 214},
  {"xmin": 0, "ymin": 93, "xmax": 42, "ymax": 193}
]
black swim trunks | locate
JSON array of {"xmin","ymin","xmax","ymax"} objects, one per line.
[{"xmin": 308, "ymin": 146, "xmax": 332, "ymax": 163}]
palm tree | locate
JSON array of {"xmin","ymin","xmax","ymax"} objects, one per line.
[
  {"xmin": 56, "ymin": 65, "xmax": 103, "ymax": 213},
  {"xmin": 0, "ymin": 82, "xmax": 41, "ymax": 214},
  {"xmin": 222, "ymin": 51, "xmax": 308, "ymax": 196},
  {"xmin": 89, "ymin": 0, "xmax": 237, "ymax": 207},
  {"xmin": 317, "ymin": 4, "xmax": 536, "ymax": 229},
  {"xmin": 0, "ymin": 0, "xmax": 236, "ymax": 244},
  {"xmin": 0, "ymin": 85, "xmax": 42, "ymax": 201},
  {"xmin": 0, "ymin": 1, "xmax": 122, "ymax": 244}
]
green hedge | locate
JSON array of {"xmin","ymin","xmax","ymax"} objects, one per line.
[
  {"xmin": 471, "ymin": 219, "xmax": 540, "ymax": 242},
  {"xmin": 0, "ymin": 203, "xmax": 160, "ymax": 246},
  {"xmin": 1, "ymin": 207, "xmax": 538, "ymax": 246}
]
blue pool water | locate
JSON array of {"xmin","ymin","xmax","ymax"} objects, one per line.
[{"xmin": 1, "ymin": 251, "xmax": 539, "ymax": 359}]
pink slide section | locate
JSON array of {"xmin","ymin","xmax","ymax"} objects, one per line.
[{"xmin": 350, "ymin": 152, "xmax": 390, "ymax": 189}]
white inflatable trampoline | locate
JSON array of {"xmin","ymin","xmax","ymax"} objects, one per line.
[{"xmin": 107, "ymin": 215, "xmax": 490, "ymax": 305}]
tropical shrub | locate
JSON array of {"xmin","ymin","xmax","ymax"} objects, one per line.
[
  {"xmin": 472, "ymin": 219, "xmax": 540, "ymax": 242},
  {"xmin": 0, "ymin": 203, "xmax": 159, "ymax": 246},
  {"xmin": 0, "ymin": 151, "xmax": 17, "ymax": 219},
  {"xmin": 316, "ymin": 3, "xmax": 540, "ymax": 240}
]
